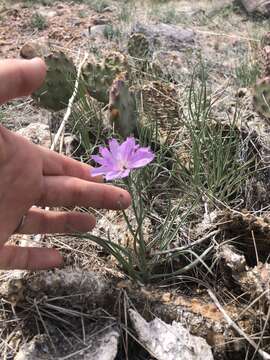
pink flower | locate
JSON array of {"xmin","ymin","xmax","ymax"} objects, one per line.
[{"xmin": 91, "ymin": 137, "xmax": 155, "ymax": 181}]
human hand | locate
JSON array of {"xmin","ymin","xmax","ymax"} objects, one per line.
[{"xmin": 0, "ymin": 58, "xmax": 131, "ymax": 270}]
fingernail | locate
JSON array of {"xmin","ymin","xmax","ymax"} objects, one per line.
[
  {"xmin": 117, "ymin": 193, "xmax": 131, "ymax": 209},
  {"xmin": 30, "ymin": 57, "xmax": 47, "ymax": 72}
]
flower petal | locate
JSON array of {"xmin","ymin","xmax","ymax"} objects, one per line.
[
  {"xmin": 91, "ymin": 166, "xmax": 107, "ymax": 177},
  {"xmin": 129, "ymin": 148, "xmax": 155, "ymax": 168},
  {"xmin": 93, "ymin": 143, "xmax": 121, "ymax": 170},
  {"xmin": 91, "ymin": 155, "xmax": 106, "ymax": 166},
  {"xmin": 119, "ymin": 137, "xmax": 136, "ymax": 163},
  {"xmin": 105, "ymin": 168, "xmax": 130, "ymax": 181},
  {"xmin": 92, "ymin": 156, "xmax": 117, "ymax": 174},
  {"xmin": 109, "ymin": 139, "xmax": 120, "ymax": 160},
  {"xmin": 100, "ymin": 146, "xmax": 114, "ymax": 162},
  {"xmin": 117, "ymin": 168, "xmax": 131, "ymax": 179}
]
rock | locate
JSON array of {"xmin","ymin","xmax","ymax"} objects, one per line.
[
  {"xmin": 16, "ymin": 123, "xmax": 51, "ymax": 148},
  {"xmin": 86, "ymin": 17, "xmax": 111, "ymax": 37},
  {"xmin": 239, "ymin": 0, "xmax": 270, "ymax": 15},
  {"xmin": 0, "ymin": 270, "xmax": 26, "ymax": 305},
  {"xmin": 79, "ymin": 326, "xmax": 119, "ymax": 360},
  {"xmin": 218, "ymin": 244, "xmax": 247, "ymax": 290},
  {"xmin": 14, "ymin": 325, "xmax": 120, "ymax": 360},
  {"xmin": 129, "ymin": 309, "xmax": 214, "ymax": 360},
  {"xmin": 238, "ymin": 263, "xmax": 270, "ymax": 308},
  {"xmin": 20, "ymin": 40, "xmax": 50, "ymax": 59},
  {"xmin": 38, "ymin": 9, "xmax": 57, "ymax": 19},
  {"xmin": 152, "ymin": 50, "xmax": 189, "ymax": 79},
  {"xmin": 133, "ymin": 23, "xmax": 195, "ymax": 51},
  {"xmin": 56, "ymin": 4, "xmax": 65, "ymax": 9},
  {"xmin": 14, "ymin": 335, "xmax": 51, "ymax": 360},
  {"xmin": 219, "ymin": 244, "xmax": 246, "ymax": 274},
  {"xmin": 2, "ymin": 105, "xmax": 51, "ymax": 129},
  {"xmin": 89, "ymin": 24, "xmax": 107, "ymax": 38},
  {"xmin": 100, "ymin": 6, "xmax": 115, "ymax": 13},
  {"xmin": 91, "ymin": 15, "xmax": 110, "ymax": 26},
  {"xmin": 92, "ymin": 208, "xmax": 152, "ymax": 249}
]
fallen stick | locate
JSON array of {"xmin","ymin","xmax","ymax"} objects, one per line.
[{"xmin": 51, "ymin": 51, "xmax": 88, "ymax": 151}]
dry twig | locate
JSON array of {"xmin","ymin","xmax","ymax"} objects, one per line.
[
  {"xmin": 51, "ymin": 51, "xmax": 88, "ymax": 151},
  {"xmin": 208, "ymin": 289, "xmax": 270, "ymax": 360}
]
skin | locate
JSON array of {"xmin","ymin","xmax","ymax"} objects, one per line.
[{"xmin": 0, "ymin": 58, "xmax": 131, "ymax": 270}]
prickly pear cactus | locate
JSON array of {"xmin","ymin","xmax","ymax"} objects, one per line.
[
  {"xmin": 253, "ymin": 77, "xmax": 270, "ymax": 118},
  {"xmin": 128, "ymin": 33, "xmax": 151, "ymax": 59},
  {"xmin": 108, "ymin": 73, "xmax": 138, "ymax": 138},
  {"xmin": 138, "ymin": 81, "xmax": 180, "ymax": 128},
  {"xmin": 252, "ymin": 32, "xmax": 270, "ymax": 118},
  {"xmin": 104, "ymin": 52, "xmax": 128, "ymax": 70},
  {"xmin": 20, "ymin": 42, "xmax": 77, "ymax": 112},
  {"xmin": 259, "ymin": 46, "xmax": 270, "ymax": 77},
  {"xmin": 261, "ymin": 32, "xmax": 270, "ymax": 48},
  {"xmin": 258, "ymin": 32, "xmax": 270, "ymax": 77},
  {"xmin": 35, "ymin": 52, "xmax": 77, "ymax": 111},
  {"xmin": 82, "ymin": 52, "xmax": 128, "ymax": 104}
]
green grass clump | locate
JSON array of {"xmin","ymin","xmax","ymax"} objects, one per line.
[
  {"xmin": 83, "ymin": 170, "xmax": 212, "ymax": 284},
  {"xmin": 24, "ymin": 0, "xmax": 110, "ymax": 11},
  {"xmin": 103, "ymin": 24, "xmax": 122, "ymax": 41},
  {"xmin": 235, "ymin": 60, "xmax": 260, "ymax": 87},
  {"xmin": 30, "ymin": 13, "xmax": 48, "ymax": 30},
  {"xmin": 72, "ymin": 0, "xmax": 110, "ymax": 11},
  {"xmin": 24, "ymin": 0, "xmax": 53, "ymax": 5},
  {"xmin": 157, "ymin": 8, "xmax": 182, "ymax": 24},
  {"xmin": 177, "ymin": 66, "xmax": 253, "ymax": 205}
]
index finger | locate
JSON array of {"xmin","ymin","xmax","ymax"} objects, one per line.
[
  {"xmin": 40, "ymin": 146, "xmax": 103, "ymax": 182},
  {"xmin": 0, "ymin": 58, "xmax": 46, "ymax": 104}
]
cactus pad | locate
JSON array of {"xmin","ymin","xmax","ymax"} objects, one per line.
[
  {"xmin": 256, "ymin": 32, "xmax": 270, "ymax": 77},
  {"xmin": 108, "ymin": 73, "xmax": 138, "ymax": 138},
  {"xmin": 20, "ymin": 42, "xmax": 77, "ymax": 112},
  {"xmin": 82, "ymin": 52, "xmax": 128, "ymax": 104},
  {"xmin": 139, "ymin": 81, "xmax": 180, "ymax": 128},
  {"xmin": 261, "ymin": 32, "xmax": 270, "ymax": 48},
  {"xmin": 253, "ymin": 77, "xmax": 270, "ymax": 118},
  {"xmin": 128, "ymin": 33, "xmax": 151, "ymax": 59},
  {"xmin": 259, "ymin": 45, "xmax": 270, "ymax": 77},
  {"xmin": 104, "ymin": 52, "xmax": 128, "ymax": 69}
]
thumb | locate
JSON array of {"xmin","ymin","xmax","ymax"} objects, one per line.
[{"xmin": 0, "ymin": 58, "xmax": 46, "ymax": 104}]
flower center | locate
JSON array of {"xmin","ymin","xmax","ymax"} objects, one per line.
[{"xmin": 118, "ymin": 159, "xmax": 128, "ymax": 170}]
